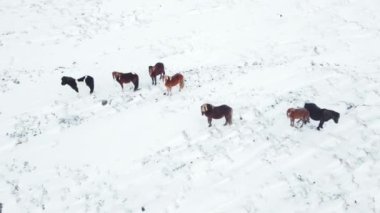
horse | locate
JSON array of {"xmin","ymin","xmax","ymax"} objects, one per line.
[
  {"xmin": 304, "ymin": 103, "xmax": 340, "ymax": 130},
  {"xmin": 201, "ymin": 104, "xmax": 232, "ymax": 127},
  {"xmin": 77, "ymin": 75, "xmax": 94, "ymax": 94},
  {"xmin": 61, "ymin": 76, "xmax": 78, "ymax": 93},
  {"xmin": 149, "ymin": 62, "xmax": 165, "ymax": 85},
  {"xmin": 286, "ymin": 108, "xmax": 310, "ymax": 127},
  {"xmin": 113, "ymin": 72, "xmax": 139, "ymax": 91},
  {"xmin": 164, "ymin": 73, "xmax": 184, "ymax": 95}
]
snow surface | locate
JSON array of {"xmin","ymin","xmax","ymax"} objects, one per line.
[{"xmin": 1, "ymin": 0, "xmax": 380, "ymax": 212}]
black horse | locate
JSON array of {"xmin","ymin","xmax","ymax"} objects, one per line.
[
  {"xmin": 61, "ymin": 76, "xmax": 78, "ymax": 93},
  {"xmin": 77, "ymin": 75, "xmax": 94, "ymax": 94},
  {"xmin": 304, "ymin": 103, "xmax": 340, "ymax": 130}
]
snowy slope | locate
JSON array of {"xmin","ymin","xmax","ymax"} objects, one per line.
[{"xmin": 0, "ymin": 0, "xmax": 380, "ymax": 212}]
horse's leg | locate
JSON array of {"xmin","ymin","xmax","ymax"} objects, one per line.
[
  {"xmin": 119, "ymin": 81, "xmax": 124, "ymax": 90},
  {"xmin": 227, "ymin": 113, "xmax": 232, "ymax": 125},
  {"xmin": 208, "ymin": 117, "xmax": 212, "ymax": 127},
  {"xmin": 224, "ymin": 116, "xmax": 231, "ymax": 126},
  {"xmin": 133, "ymin": 77, "xmax": 139, "ymax": 91},
  {"xmin": 290, "ymin": 118, "xmax": 294, "ymax": 127},
  {"xmin": 317, "ymin": 120, "xmax": 324, "ymax": 130}
]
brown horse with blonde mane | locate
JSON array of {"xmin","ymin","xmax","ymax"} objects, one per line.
[
  {"xmin": 149, "ymin": 62, "xmax": 165, "ymax": 85},
  {"xmin": 112, "ymin": 71, "xmax": 139, "ymax": 91},
  {"xmin": 287, "ymin": 108, "xmax": 310, "ymax": 127},
  {"xmin": 164, "ymin": 73, "xmax": 184, "ymax": 95},
  {"xmin": 201, "ymin": 103, "xmax": 233, "ymax": 127}
]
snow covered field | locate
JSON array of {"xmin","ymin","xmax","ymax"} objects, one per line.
[{"xmin": 0, "ymin": 0, "xmax": 380, "ymax": 212}]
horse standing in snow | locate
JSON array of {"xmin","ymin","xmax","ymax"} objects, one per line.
[
  {"xmin": 304, "ymin": 103, "xmax": 340, "ymax": 130},
  {"xmin": 286, "ymin": 108, "xmax": 310, "ymax": 127},
  {"xmin": 149, "ymin": 62, "xmax": 165, "ymax": 85},
  {"xmin": 164, "ymin": 73, "xmax": 184, "ymax": 95},
  {"xmin": 201, "ymin": 104, "xmax": 233, "ymax": 127},
  {"xmin": 112, "ymin": 72, "xmax": 139, "ymax": 91},
  {"xmin": 61, "ymin": 75, "xmax": 94, "ymax": 94}
]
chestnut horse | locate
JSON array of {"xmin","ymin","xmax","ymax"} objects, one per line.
[
  {"xmin": 149, "ymin": 62, "xmax": 165, "ymax": 85},
  {"xmin": 164, "ymin": 73, "xmax": 184, "ymax": 95},
  {"xmin": 201, "ymin": 103, "xmax": 233, "ymax": 127},
  {"xmin": 287, "ymin": 108, "xmax": 310, "ymax": 127},
  {"xmin": 112, "ymin": 71, "xmax": 139, "ymax": 91}
]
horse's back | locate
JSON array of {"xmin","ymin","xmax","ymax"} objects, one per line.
[
  {"xmin": 304, "ymin": 103, "xmax": 322, "ymax": 120},
  {"xmin": 287, "ymin": 108, "xmax": 308, "ymax": 119},
  {"xmin": 215, "ymin": 105, "xmax": 232, "ymax": 115},
  {"xmin": 155, "ymin": 62, "xmax": 164, "ymax": 70},
  {"xmin": 154, "ymin": 63, "xmax": 165, "ymax": 74},
  {"xmin": 172, "ymin": 73, "xmax": 183, "ymax": 81},
  {"xmin": 120, "ymin": 72, "xmax": 138, "ymax": 80}
]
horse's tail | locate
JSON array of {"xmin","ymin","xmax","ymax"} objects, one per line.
[
  {"xmin": 180, "ymin": 77, "xmax": 184, "ymax": 90},
  {"xmin": 228, "ymin": 108, "xmax": 233, "ymax": 125},
  {"xmin": 77, "ymin": 76, "xmax": 86, "ymax": 82},
  {"xmin": 305, "ymin": 111, "xmax": 310, "ymax": 123},
  {"xmin": 133, "ymin": 75, "xmax": 139, "ymax": 91}
]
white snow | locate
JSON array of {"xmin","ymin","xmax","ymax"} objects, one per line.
[{"xmin": 0, "ymin": 0, "xmax": 380, "ymax": 212}]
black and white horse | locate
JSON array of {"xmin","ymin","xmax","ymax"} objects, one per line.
[
  {"xmin": 61, "ymin": 75, "xmax": 94, "ymax": 94},
  {"xmin": 77, "ymin": 75, "xmax": 94, "ymax": 94},
  {"xmin": 304, "ymin": 103, "xmax": 340, "ymax": 130}
]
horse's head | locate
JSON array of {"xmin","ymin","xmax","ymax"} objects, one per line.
[
  {"xmin": 201, "ymin": 104, "xmax": 213, "ymax": 115},
  {"xmin": 286, "ymin": 108, "xmax": 294, "ymax": 117},
  {"xmin": 201, "ymin": 104, "xmax": 208, "ymax": 115},
  {"xmin": 333, "ymin": 111, "xmax": 340, "ymax": 123},
  {"xmin": 148, "ymin": 66, "xmax": 154, "ymax": 75},
  {"xmin": 61, "ymin": 77, "xmax": 67, "ymax": 85}
]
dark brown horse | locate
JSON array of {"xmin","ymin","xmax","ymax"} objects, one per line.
[
  {"xmin": 112, "ymin": 71, "xmax": 139, "ymax": 91},
  {"xmin": 287, "ymin": 108, "xmax": 310, "ymax": 127},
  {"xmin": 164, "ymin": 73, "xmax": 184, "ymax": 95},
  {"xmin": 149, "ymin": 62, "xmax": 165, "ymax": 85},
  {"xmin": 201, "ymin": 104, "xmax": 232, "ymax": 127}
]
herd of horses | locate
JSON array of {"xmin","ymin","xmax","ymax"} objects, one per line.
[
  {"xmin": 287, "ymin": 103, "xmax": 340, "ymax": 130},
  {"xmin": 61, "ymin": 62, "xmax": 340, "ymax": 130}
]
